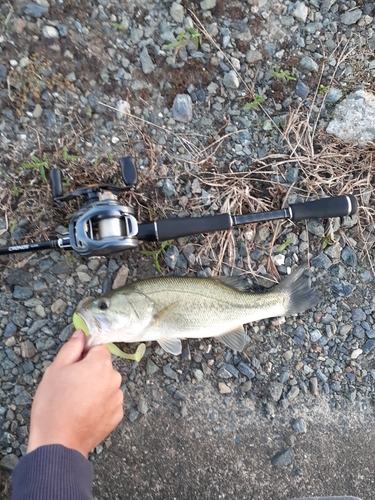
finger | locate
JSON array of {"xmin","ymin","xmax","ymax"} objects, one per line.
[
  {"xmin": 84, "ymin": 344, "xmax": 112, "ymax": 364},
  {"xmin": 54, "ymin": 330, "xmax": 86, "ymax": 367}
]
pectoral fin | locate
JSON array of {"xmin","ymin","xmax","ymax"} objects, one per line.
[
  {"xmin": 157, "ymin": 338, "xmax": 182, "ymax": 355},
  {"xmin": 219, "ymin": 327, "xmax": 246, "ymax": 351},
  {"xmin": 106, "ymin": 342, "xmax": 146, "ymax": 362}
]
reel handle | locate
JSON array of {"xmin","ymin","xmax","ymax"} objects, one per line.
[{"xmin": 50, "ymin": 169, "xmax": 63, "ymax": 199}]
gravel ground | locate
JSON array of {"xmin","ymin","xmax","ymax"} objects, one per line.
[{"xmin": 1, "ymin": 1, "xmax": 375, "ymax": 498}]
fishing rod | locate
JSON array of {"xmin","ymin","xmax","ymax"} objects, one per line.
[{"xmin": 0, "ymin": 157, "xmax": 357, "ymax": 258}]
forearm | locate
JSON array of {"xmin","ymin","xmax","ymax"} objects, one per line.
[{"xmin": 11, "ymin": 445, "xmax": 93, "ymax": 500}]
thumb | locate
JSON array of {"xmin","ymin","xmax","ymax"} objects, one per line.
[{"xmin": 54, "ymin": 329, "xmax": 86, "ymax": 366}]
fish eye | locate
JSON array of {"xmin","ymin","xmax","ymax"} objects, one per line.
[{"xmin": 97, "ymin": 299, "xmax": 109, "ymax": 311}]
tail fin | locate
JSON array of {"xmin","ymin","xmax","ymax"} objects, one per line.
[{"xmin": 275, "ymin": 264, "xmax": 322, "ymax": 315}]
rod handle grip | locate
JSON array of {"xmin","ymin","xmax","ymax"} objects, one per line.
[
  {"xmin": 138, "ymin": 214, "xmax": 233, "ymax": 242},
  {"xmin": 290, "ymin": 195, "xmax": 357, "ymax": 222}
]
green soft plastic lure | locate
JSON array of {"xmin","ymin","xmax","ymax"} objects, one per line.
[{"xmin": 72, "ymin": 313, "xmax": 146, "ymax": 362}]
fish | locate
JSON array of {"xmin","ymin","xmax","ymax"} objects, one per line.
[{"xmin": 72, "ymin": 264, "xmax": 322, "ymax": 360}]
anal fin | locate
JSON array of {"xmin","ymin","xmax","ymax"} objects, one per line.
[
  {"xmin": 219, "ymin": 327, "xmax": 246, "ymax": 351},
  {"xmin": 157, "ymin": 338, "xmax": 182, "ymax": 355}
]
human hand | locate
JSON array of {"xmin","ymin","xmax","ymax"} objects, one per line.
[{"xmin": 27, "ymin": 329, "xmax": 124, "ymax": 458}]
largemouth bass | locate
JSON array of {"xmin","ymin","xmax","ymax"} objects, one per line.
[{"xmin": 72, "ymin": 264, "xmax": 322, "ymax": 358}]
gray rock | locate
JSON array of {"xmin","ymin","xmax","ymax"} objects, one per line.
[
  {"xmin": 223, "ymin": 70, "xmax": 240, "ymax": 89},
  {"xmin": 269, "ymin": 382, "xmax": 284, "ymax": 402},
  {"xmin": 310, "ymin": 329, "xmax": 322, "ymax": 342},
  {"xmin": 291, "ymin": 2, "xmax": 309, "ymax": 22},
  {"xmin": 42, "ymin": 26, "xmax": 59, "ymax": 39},
  {"xmin": 292, "ymin": 417, "xmax": 307, "ymax": 433},
  {"xmin": 172, "ymin": 94, "xmax": 193, "ymax": 122},
  {"xmin": 170, "ymin": 2, "xmax": 184, "ymax": 23},
  {"xmin": 13, "ymin": 286, "xmax": 33, "ymax": 300},
  {"xmin": 28, "ymin": 319, "xmax": 49, "ymax": 336},
  {"xmin": 271, "ymin": 448, "xmax": 294, "ymax": 466},
  {"xmin": 20, "ymin": 340, "xmax": 36, "ymax": 359},
  {"xmin": 287, "ymin": 386, "xmax": 300, "ymax": 401},
  {"xmin": 217, "ymin": 366, "xmax": 233, "ymax": 379},
  {"xmin": 316, "ymin": 369, "xmax": 328, "ymax": 383},
  {"xmin": 326, "ymin": 90, "xmax": 375, "ymax": 144},
  {"xmin": 307, "ymin": 220, "xmax": 324, "ymax": 237},
  {"xmin": 162, "ymin": 179, "xmax": 177, "ymax": 198},
  {"xmin": 13, "ymin": 306, "xmax": 27, "ymax": 328},
  {"xmin": 331, "ymin": 281, "xmax": 353, "ymax": 297},
  {"xmin": 57, "ymin": 24, "xmax": 68, "ymax": 37},
  {"xmin": 237, "ymin": 362, "xmax": 255, "ymax": 379},
  {"xmin": 165, "ymin": 245, "xmax": 179, "ymax": 270},
  {"xmin": 341, "ymin": 8, "xmax": 362, "ymax": 25},
  {"xmin": 129, "ymin": 408, "xmax": 139, "ymax": 423},
  {"xmin": 295, "ymin": 79, "xmax": 309, "ymax": 99},
  {"xmin": 299, "ymin": 56, "xmax": 319, "ymax": 72},
  {"xmin": 246, "ymin": 50, "xmax": 263, "ymax": 64},
  {"xmin": 341, "ymin": 246, "xmax": 357, "ymax": 267},
  {"xmin": 163, "ymin": 364, "xmax": 179, "ymax": 380},
  {"xmin": 4, "ymin": 322, "xmax": 17, "ymax": 338},
  {"xmin": 0, "ymin": 64, "xmax": 7, "ymax": 81},
  {"xmin": 14, "ymin": 390, "xmax": 32, "ymax": 406},
  {"xmin": 138, "ymin": 399, "xmax": 148, "ymax": 415},
  {"xmin": 140, "ymin": 47, "xmax": 154, "ymax": 75},
  {"xmin": 24, "ymin": 3, "xmax": 49, "ymax": 18},
  {"xmin": 36, "ymin": 338, "xmax": 56, "ymax": 351},
  {"xmin": 0, "ymin": 454, "xmax": 19, "ymax": 470},
  {"xmin": 363, "ymin": 340, "xmax": 375, "ymax": 354},
  {"xmin": 320, "ymin": 0, "xmax": 335, "ymax": 15},
  {"xmin": 352, "ymin": 308, "xmax": 366, "ymax": 322},
  {"xmin": 7, "ymin": 270, "xmax": 31, "ymax": 286},
  {"xmin": 192, "ymin": 369, "xmax": 204, "ymax": 382},
  {"xmin": 44, "ymin": 109, "xmax": 56, "ymax": 127},
  {"xmin": 146, "ymin": 359, "xmax": 159, "ymax": 375},
  {"xmin": 310, "ymin": 377, "xmax": 318, "ymax": 396},
  {"xmin": 200, "ymin": 0, "xmax": 216, "ymax": 10},
  {"xmin": 341, "ymin": 214, "xmax": 358, "ymax": 229},
  {"xmin": 311, "ymin": 253, "xmax": 332, "ymax": 269},
  {"xmin": 326, "ymin": 88, "xmax": 343, "ymax": 103},
  {"xmin": 279, "ymin": 370, "xmax": 290, "ymax": 383}
]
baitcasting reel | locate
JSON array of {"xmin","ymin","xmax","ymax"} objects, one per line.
[
  {"xmin": 50, "ymin": 157, "xmax": 139, "ymax": 256},
  {"xmin": 0, "ymin": 157, "xmax": 358, "ymax": 258}
]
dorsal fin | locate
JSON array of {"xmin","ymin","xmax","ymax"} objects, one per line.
[{"xmin": 212, "ymin": 276, "xmax": 249, "ymax": 292}]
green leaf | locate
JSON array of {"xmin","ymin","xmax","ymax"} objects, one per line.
[
  {"xmin": 112, "ymin": 23, "xmax": 126, "ymax": 30},
  {"xmin": 243, "ymin": 94, "xmax": 266, "ymax": 111},
  {"xmin": 275, "ymin": 238, "xmax": 293, "ymax": 253}
]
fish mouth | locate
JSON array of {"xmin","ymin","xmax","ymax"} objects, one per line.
[{"xmin": 72, "ymin": 312, "xmax": 89, "ymax": 335}]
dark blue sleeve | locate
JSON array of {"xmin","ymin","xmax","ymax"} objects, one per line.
[{"xmin": 11, "ymin": 444, "xmax": 94, "ymax": 500}]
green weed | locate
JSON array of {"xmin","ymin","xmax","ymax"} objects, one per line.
[
  {"xmin": 22, "ymin": 155, "xmax": 49, "ymax": 183},
  {"xmin": 62, "ymin": 147, "xmax": 79, "ymax": 162},
  {"xmin": 318, "ymin": 84, "xmax": 330, "ymax": 94},
  {"xmin": 11, "ymin": 186, "xmax": 24, "ymax": 197},
  {"xmin": 275, "ymin": 238, "xmax": 293, "ymax": 253},
  {"xmin": 112, "ymin": 23, "xmax": 126, "ymax": 30},
  {"xmin": 163, "ymin": 27, "xmax": 202, "ymax": 52},
  {"xmin": 140, "ymin": 240, "xmax": 172, "ymax": 275},
  {"xmin": 243, "ymin": 94, "xmax": 266, "ymax": 111},
  {"xmin": 321, "ymin": 233, "xmax": 339, "ymax": 250},
  {"xmin": 271, "ymin": 66, "xmax": 297, "ymax": 81}
]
